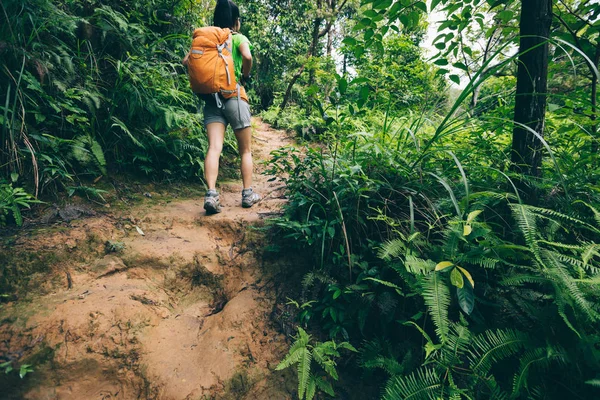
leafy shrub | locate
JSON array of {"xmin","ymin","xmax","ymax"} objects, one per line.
[
  {"xmin": 276, "ymin": 327, "xmax": 357, "ymax": 400},
  {"xmin": 0, "ymin": 180, "xmax": 39, "ymax": 227},
  {"xmin": 268, "ymin": 85, "xmax": 600, "ymax": 397}
]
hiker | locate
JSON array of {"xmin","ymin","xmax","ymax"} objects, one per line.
[{"xmin": 183, "ymin": 0, "xmax": 260, "ymax": 214}]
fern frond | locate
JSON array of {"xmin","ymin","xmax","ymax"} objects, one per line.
[
  {"xmin": 582, "ymin": 244, "xmax": 600, "ymax": 268},
  {"xmin": 512, "ymin": 345, "xmax": 567, "ymax": 397},
  {"xmin": 463, "ymin": 256, "xmax": 499, "ymax": 269},
  {"xmin": 537, "ymin": 240, "xmax": 585, "ymax": 251},
  {"xmin": 89, "ymin": 137, "xmax": 107, "ymax": 174},
  {"xmin": 527, "ymin": 205, "xmax": 600, "ymax": 234},
  {"xmin": 276, "ymin": 328, "xmax": 311, "ymax": 371},
  {"xmin": 362, "ymin": 355, "xmax": 405, "ymax": 377},
  {"xmin": 297, "ymin": 347, "xmax": 312, "ymax": 399},
  {"xmin": 276, "ymin": 345, "xmax": 304, "ymax": 371},
  {"xmin": 359, "ymin": 340, "xmax": 407, "ymax": 376},
  {"xmin": 500, "ymin": 274, "xmax": 551, "ymax": 286},
  {"xmin": 301, "ymin": 271, "xmax": 336, "ymax": 291},
  {"xmin": 305, "ymin": 373, "xmax": 316, "ymax": 400},
  {"xmin": 510, "ymin": 204, "xmax": 540, "ymax": 261},
  {"xmin": 585, "ymin": 379, "xmax": 600, "ymax": 387},
  {"xmin": 554, "ymin": 289, "xmax": 582, "ymax": 337},
  {"xmin": 405, "ymin": 255, "xmax": 435, "ymax": 275},
  {"xmin": 314, "ymin": 375, "xmax": 335, "ymax": 397},
  {"xmin": 544, "ymin": 251, "xmax": 598, "ymax": 321},
  {"xmin": 379, "ymin": 238, "xmax": 407, "ymax": 260},
  {"xmin": 11, "ymin": 205, "xmax": 22, "ymax": 226},
  {"xmin": 422, "ymin": 273, "xmax": 451, "ymax": 342},
  {"xmin": 575, "ymin": 200, "xmax": 600, "ymax": 226},
  {"xmin": 543, "ymin": 250, "xmax": 585, "ymax": 270},
  {"xmin": 383, "ymin": 367, "xmax": 442, "ymax": 400},
  {"xmin": 469, "ymin": 329, "xmax": 529, "ymax": 376}
]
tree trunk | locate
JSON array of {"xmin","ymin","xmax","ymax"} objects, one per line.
[
  {"xmin": 591, "ymin": 44, "xmax": 599, "ymax": 159},
  {"xmin": 470, "ymin": 85, "xmax": 481, "ymax": 110},
  {"xmin": 280, "ymin": 12, "xmax": 322, "ymax": 113},
  {"xmin": 510, "ymin": 0, "xmax": 552, "ymax": 188},
  {"xmin": 326, "ymin": 25, "xmax": 333, "ymax": 57}
]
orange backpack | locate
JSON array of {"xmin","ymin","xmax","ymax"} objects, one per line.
[{"xmin": 187, "ymin": 27, "xmax": 248, "ymax": 104}]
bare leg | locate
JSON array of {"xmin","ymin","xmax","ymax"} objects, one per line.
[
  {"xmin": 205, "ymin": 123, "xmax": 226, "ymax": 190},
  {"xmin": 234, "ymin": 126, "xmax": 253, "ymax": 189}
]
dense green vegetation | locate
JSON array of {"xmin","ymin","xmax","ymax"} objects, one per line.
[
  {"xmin": 1, "ymin": 0, "xmax": 220, "ymax": 217},
  {"xmin": 2, "ymin": 0, "xmax": 600, "ymax": 399}
]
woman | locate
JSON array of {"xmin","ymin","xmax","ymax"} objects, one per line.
[{"xmin": 195, "ymin": 0, "xmax": 260, "ymax": 214}]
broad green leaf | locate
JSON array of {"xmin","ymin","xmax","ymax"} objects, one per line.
[
  {"xmin": 457, "ymin": 281, "xmax": 474, "ymax": 315},
  {"xmin": 435, "ymin": 261, "xmax": 454, "ymax": 271},
  {"xmin": 359, "ymin": 85, "xmax": 370, "ymax": 101},
  {"xmin": 414, "ymin": 1, "xmax": 427, "ymax": 13},
  {"xmin": 342, "ymin": 37, "xmax": 357, "ymax": 46},
  {"xmin": 450, "ymin": 268, "xmax": 464, "ymax": 288},
  {"xmin": 373, "ymin": 0, "xmax": 393, "ymax": 10},
  {"xmin": 467, "ymin": 210, "xmax": 483, "ymax": 224},
  {"xmin": 497, "ymin": 10, "xmax": 514, "ymax": 23},
  {"xmin": 457, "ymin": 266, "xmax": 475, "ymax": 288},
  {"xmin": 431, "ymin": 0, "xmax": 444, "ymax": 11},
  {"xmin": 337, "ymin": 77, "xmax": 348, "ymax": 95},
  {"xmin": 449, "ymin": 74, "xmax": 461, "ymax": 85},
  {"xmin": 463, "ymin": 224, "xmax": 472, "ymax": 236}
]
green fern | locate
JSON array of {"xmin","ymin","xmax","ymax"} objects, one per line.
[
  {"xmin": 512, "ymin": 345, "xmax": 567, "ymax": 397},
  {"xmin": 276, "ymin": 328, "xmax": 355, "ymax": 400},
  {"xmin": 71, "ymin": 135, "xmax": 107, "ymax": 175},
  {"xmin": 468, "ymin": 329, "xmax": 529, "ymax": 376},
  {"xmin": 422, "ymin": 272, "xmax": 451, "ymax": 343},
  {"xmin": 511, "ymin": 204, "xmax": 541, "ymax": 262},
  {"xmin": 379, "ymin": 238, "xmax": 407, "ymax": 260},
  {"xmin": 404, "ymin": 255, "xmax": 435, "ymax": 275},
  {"xmin": 298, "ymin": 347, "xmax": 312, "ymax": 398},
  {"xmin": 383, "ymin": 367, "xmax": 442, "ymax": 400}
]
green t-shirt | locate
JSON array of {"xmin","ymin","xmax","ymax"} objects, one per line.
[{"xmin": 231, "ymin": 33, "xmax": 251, "ymax": 81}]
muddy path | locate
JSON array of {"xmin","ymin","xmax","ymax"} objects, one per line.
[{"xmin": 0, "ymin": 119, "xmax": 298, "ymax": 399}]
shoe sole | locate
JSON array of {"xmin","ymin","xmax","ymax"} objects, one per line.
[{"xmin": 204, "ymin": 201, "xmax": 222, "ymax": 215}]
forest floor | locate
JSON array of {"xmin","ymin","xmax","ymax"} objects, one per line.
[{"xmin": 0, "ymin": 119, "xmax": 300, "ymax": 399}]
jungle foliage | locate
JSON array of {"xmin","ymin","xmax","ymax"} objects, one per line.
[
  {"xmin": 265, "ymin": 0, "xmax": 600, "ymax": 399},
  {"xmin": 0, "ymin": 0, "xmax": 223, "ymax": 224}
]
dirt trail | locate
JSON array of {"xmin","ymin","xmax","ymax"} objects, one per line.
[{"xmin": 0, "ymin": 119, "xmax": 297, "ymax": 399}]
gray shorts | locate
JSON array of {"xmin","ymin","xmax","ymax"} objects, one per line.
[{"xmin": 203, "ymin": 98, "xmax": 251, "ymax": 131}]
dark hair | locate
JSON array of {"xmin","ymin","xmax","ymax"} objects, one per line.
[
  {"xmin": 230, "ymin": 2, "xmax": 240, "ymax": 23},
  {"xmin": 213, "ymin": 0, "xmax": 239, "ymax": 29}
]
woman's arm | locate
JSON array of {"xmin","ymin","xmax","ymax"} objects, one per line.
[{"xmin": 239, "ymin": 42, "xmax": 252, "ymax": 78}]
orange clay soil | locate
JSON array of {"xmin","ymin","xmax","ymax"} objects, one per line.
[{"xmin": 0, "ymin": 119, "xmax": 299, "ymax": 399}]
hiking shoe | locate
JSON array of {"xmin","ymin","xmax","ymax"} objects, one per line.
[
  {"xmin": 204, "ymin": 189, "xmax": 222, "ymax": 214},
  {"xmin": 242, "ymin": 188, "xmax": 261, "ymax": 208}
]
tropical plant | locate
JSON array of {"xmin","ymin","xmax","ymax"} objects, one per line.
[
  {"xmin": 0, "ymin": 180, "xmax": 39, "ymax": 227},
  {"xmin": 276, "ymin": 327, "xmax": 357, "ymax": 400}
]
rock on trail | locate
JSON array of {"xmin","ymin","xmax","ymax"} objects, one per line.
[{"xmin": 0, "ymin": 119, "xmax": 297, "ymax": 399}]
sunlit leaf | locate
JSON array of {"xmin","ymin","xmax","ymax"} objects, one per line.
[
  {"xmin": 450, "ymin": 268, "xmax": 464, "ymax": 288},
  {"xmin": 435, "ymin": 261, "xmax": 454, "ymax": 271},
  {"xmin": 457, "ymin": 266, "xmax": 475, "ymax": 288}
]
